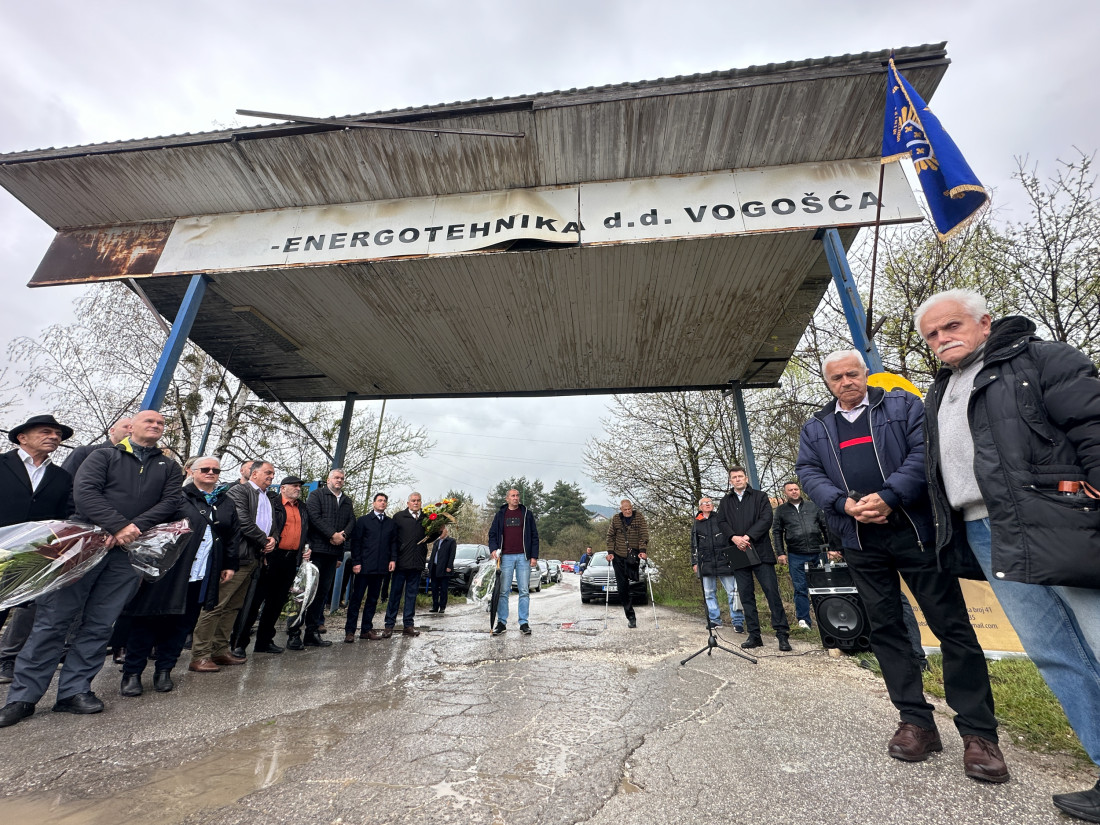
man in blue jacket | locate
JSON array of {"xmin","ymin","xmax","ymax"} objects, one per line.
[
  {"xmin": 488, "ymin": 488, "xmax": 539, "ymax": 636},
  {"xmin": 796, "ymin": 350, "xmax": 1006, "ymax": 784},
  {"xmin": 345, "ymin": 492, "xmax": 399, "ymax": 642}
]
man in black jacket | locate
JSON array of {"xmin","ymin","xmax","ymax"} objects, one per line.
[
  {"xmin": 344, "ymin": 492, "xmax": 399, "ymax": 642},
  {"xmin": 0, "ymin": 414, "xmax": 76, "ymax": 681},
  {"xmin": 60, "ymin": 416, "xmax": 131, "ymax": 477},
  {"xmin": 427, "ymin": 525, "xmax": 457, "ymax": 615},
  {"xmin": 716, "ymin": 466, "xmax": 790, "ymax": 651},
  {"xmin": 384, "ymin": 492, "xmax": 426, "ymax": 637},
  {"xmin": 305, "ymin": 469, "xmax": 355, "ymax": 645},
  {"xmin": 919, "ymin": 289, "xmax": 1097, "ymax": 814},
  {"xmin": 0, "ymin": 409, "xmax": 182, "ymax": 727},
  {"xmin": 190, "ymin": 461, "xmax": 276, "ymax": 670},
  {"xmin": 771, "ymin": 481, "xmax": 828, "ymax": 630}
]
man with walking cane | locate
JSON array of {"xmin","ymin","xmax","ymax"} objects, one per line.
[{"xmin": 605, "ymin": 499, "xmax": 648, "ymax": 629}]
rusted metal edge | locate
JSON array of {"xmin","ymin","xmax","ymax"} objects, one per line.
[{"xmin": 28, "ymin": 221, "xmax": 173, "ymax": 287}]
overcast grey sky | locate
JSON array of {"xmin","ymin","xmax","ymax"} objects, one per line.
[{"xmin": 1, "ymin": 0, "xmax": 1097, "ymax": 505}]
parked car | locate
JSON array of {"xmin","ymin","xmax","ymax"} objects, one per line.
[
  {"xmin": 511, "ymin": 559, "xmax": 544, "ymax": 592},
  {"xmin": 546, "ymin": 560, "xmax": 562, "ymax": 582},
  {"xmin": 425, "ymin": 543, "xmax": 489, "ymax": 595},
  {"xmin": 579, "ymin": 553, "xmax": 649, "ymax": 604},
  {"xmin": 560, "ymin": 560, "xmax": 576, "ymax": 573}
]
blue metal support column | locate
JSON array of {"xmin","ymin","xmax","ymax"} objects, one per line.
[
  {"xmin": 329, "ymin": 392, "xmax": 356, "ymax": 612},
  {"xmin": 819, "ymin": 228, "xmax": 884, "ymax": 373},
  {"xmin": 141, "ymin": 274, "xmax": 208, "ymax": 412},
  {"xmin": 731, "ymin": 382, "xmax": 761, "ymax": 491}
]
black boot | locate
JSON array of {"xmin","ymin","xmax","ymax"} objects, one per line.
[
  {"xmin": 304, "ymin": 630, "xmax": 332, "ymax": 647},
  {"xmin": 120, "ymin": 673, "xmax": 143, "ymax": 697},
  {"xmin": 778, "ymin": 635, "xmax": 792, "ymax": 652},
  {"xmin": 741, "ymin": 635, "xmax": 764, "ymax": 649},
  {"xmin": 286, "ymin": 632, "xmax": 305, "ymax": 650},
  {"xmin": 153, "ymin": 670, "xmax": 174, "ymax": 692}
]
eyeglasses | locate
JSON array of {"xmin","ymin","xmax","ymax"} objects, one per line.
[{"xmin": 195, "ymin": 467, "xmax": 222, "ymax": 474}]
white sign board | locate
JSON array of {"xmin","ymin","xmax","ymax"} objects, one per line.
[{"xmin": 154, "ymin": 159, "xmax": 921, "ymax": 274}]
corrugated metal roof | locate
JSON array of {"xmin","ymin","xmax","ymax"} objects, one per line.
[{"xmin": 3, "ymin": 45, "xmax": 944, "ymax": 401}]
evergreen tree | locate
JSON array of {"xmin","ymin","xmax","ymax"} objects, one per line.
[{"xmin": 539, "ymin": 480, "xmax": 592, "ymax": 545}]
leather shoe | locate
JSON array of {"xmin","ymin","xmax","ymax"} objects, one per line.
[
  {"xmin": 0, "ymin": 701, "xmax": 35, "ymax": 728},
  {"xmin": 1053, "ymin": 780, "xmax": 1100, "ymax": 823},
  {"xmin": 888, "ymin": 721, "xmax": 943, "ymax": 761},
  {"xmin": 402, "ymin": 626, "xmax": 421, "ymax": 637},
  {"xmin": 255, "ymin": 642, "xmax": 284, "ymax": 654},
  {"xmin": 52, "ymin": 692, "xmax": 104, "ymax": 714},
  {"xmin": 778, "ymin": 636, "xmax": 792, "ymax": 652},
  {"xmin": 304, "ymin": 631, "xmax": 332, "ymax": 647},
  {"xmin": 962, "ymin": 735, "xmax": 1010, "ymax": 783},
  {"xmin": 153, "ymin": 670, "xmax": 174, "ymax": 692},
  {"xmin": 112, "ymin": 647, "xmax": 126, "ymax": 665},
  {"xmin": 344, "ymin": 633, "xmax": 356, "ymax": 643},
  {"xmin": 628, "ymin": 619, "xmax": 637, "ymax": 628},
  {"xmin": 741, "ymin": 636, "xmax": 763, "ymax": 649},
  {"xmin": 0, "ymin": 660, "xmax": 14, "ymax": 684},
  {"xmin": 381, "ymin": 628, "xmax": 394, "ymax": 639},
  {"xmin": 286, "ymin": 634, "xmax": 305, "ymax": 650},
  {"xmin": 230, "ymin": 647, "xmax": 248, "ymax": 660},
  {"xmin": 212, "ymin": 652, "xmax": 246, "ymax": 666},
  {"xmin": 188, "ymin": 658, "xmax": 220, "ymax": 673},
  {"xmin": 120, "ymin": 673, "xmax": 143, "ymax": 697},
  {"xmin": 360, "ymin": 630, "xmax": 381, "ymax": 640}
]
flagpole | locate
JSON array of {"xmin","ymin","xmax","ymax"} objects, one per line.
[{"xmin": 866, "ymin": 160, "xmax": 886, "ymax": 342}]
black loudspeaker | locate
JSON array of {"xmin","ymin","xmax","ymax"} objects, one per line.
[{"xmin": 806, "ymin": 561, "xmax": 872, "ymax": 651}]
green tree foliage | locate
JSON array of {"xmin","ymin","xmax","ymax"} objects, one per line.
[{"xmin": 537, "ymin": 480, "xmax": 592, "ymax": 545}]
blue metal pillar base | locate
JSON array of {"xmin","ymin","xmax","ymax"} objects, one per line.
[
  {"xmin": 819, "ymin": 228, "xmax": 884, "ymax": 373},
  {"xmin": 731, "ymin": 382, "xmax": 761, "ymax": 491},
  {"xmin": 141, "ymin": 274, "xmax": 208, "ymax": 412}
]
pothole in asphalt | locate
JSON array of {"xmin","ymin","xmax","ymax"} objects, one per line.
[{"xmin": 0, "ymin": 718, "xmax": 343, "ymax": 824}]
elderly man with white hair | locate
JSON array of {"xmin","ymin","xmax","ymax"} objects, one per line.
[
  {"xmin": 918, "ymin": 288, "xmax": 1100, "ymax": 823},
  {"xmin": 796, "ymin": 348, "xmax": 1007, "ymax": 783}
]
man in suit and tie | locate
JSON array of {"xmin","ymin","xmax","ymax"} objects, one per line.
[
  {"xmin": 384, "ymin": 492, "xmax": 427, "ymax": 637},
  {"xmin": 0, "ymin": 415, "xmax": 77, "ymax": 684},
  {"xmin": 427, "ymin": 525, "xmax": 457, "ymax": 615},
  {"xmin": 344, "ymin": 492, "xmax": 399, "ymax": 643}
]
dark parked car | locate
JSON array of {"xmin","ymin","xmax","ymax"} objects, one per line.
[
  {"xmin": 579, "ymin": 553, "xmax": 649, "ymax": 604},
  {"xmin": 427, "ymin": 543, "xmax": 490, "ymax": 595}
]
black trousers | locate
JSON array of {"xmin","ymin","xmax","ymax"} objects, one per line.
[
  {"xmin": 344, "ymin": 573, "xmax": 385, "ymax": 635},
  {"xmin": 733, "ymin": 563, "xmax": 790, "ymax": 637},
  {"xmin": 239, "ymin": 549, "xmax": 300, "ymax": 648},
  {"xmin": 430, "ymin": 572, "xmax": 451, "ymax": 611},
  {"xmin": 306, "ymin": 554, "xmax": 340, "ymax": 632},
  {"xmin": 846, "ymin": 522, "xmax": 997, "ymax": 739},
  {"xmin": 610, "ymin": 556, "xmax": 636, "ymax": 621},
  {"xmin": 125, "ymin": 581, "xmax": 204, "ymax": 675}
]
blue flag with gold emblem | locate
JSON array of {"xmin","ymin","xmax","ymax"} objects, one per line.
[{"xmin": 882, "ymin": 58, "xmax": 988, "ymax": 240}]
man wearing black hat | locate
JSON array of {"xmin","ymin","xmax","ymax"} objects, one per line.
[
  {"xmin": 235, "ymin": 475, "xmax": 311, "ymax": 655},
  {"xmin": 0, "ymin": 415, "xmax": 76, "ymax": 682},
  {"xmin": 0, "ymin": 409, "xmax": 182, "ymax": 727}
]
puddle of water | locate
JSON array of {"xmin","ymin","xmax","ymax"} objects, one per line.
[{"xmin": 0, "ymin": 719, "xmax": 342, "ymax": 825}]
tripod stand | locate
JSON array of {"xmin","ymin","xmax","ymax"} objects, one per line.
[{"xmin": 681, "ymin": 566, "xmax": 758, "ymax": 666}]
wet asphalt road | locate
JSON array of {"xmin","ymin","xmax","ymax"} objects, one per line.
[{"xmin": 0, "ymin": 574, "xmax": 1092, "ymax": 824}]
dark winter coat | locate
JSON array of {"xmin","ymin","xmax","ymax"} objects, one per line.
[
  {"xmin": 796, "ymin": 386, "xmax": 934, "ymax": 552},
  {"xmin": 691, "ymin": 513, "xmax": 738, "ymax": 576},
  {"xmin": 349, "ymin": 511, "xmax": 399, "ymax": 574},
  {"xmin": 772, "ymin": 498, "xmax": 829, "ymax": 556},
  {"xmin": 925, "ymin": 316, "xmax": 1100, "ymax": 587},
  {"xmin": 392, "ymin": 509, "xmax": 429, "ymax": 570},
  {"xmin": 60, "ymin": 439, "xmax": 112, "ymax": 478},
  {"xmin": 487, "ymin": 504, "xmax": 540, "ymax": 560},
  {"xmin": 72, "ymin": 439, "xmax": 182, "ymax": 534},
  {"xmin": 127, "ymin": 483, "xmax": 240, "ymax": 616},
  {"xmin": 306, "ymin": 485, "xmax": 356, "ymax": 557},
  {"xmin": 715, "ymin": 486, "xmax": 775, "ymax": 566},
  {"xmin": 0, "ymin": 450, "xmax": 74, "ymax": 527},
  {"xmin": 605, "ymin": 511, "xmax": 649, "ymax": 558},
  {"xmin": 428, "ymin": 536, "xmax": 458, "ymax": 577},
  {"xmin": 225, "ymin": 482, "xmax": 277, "ymax": 564}
]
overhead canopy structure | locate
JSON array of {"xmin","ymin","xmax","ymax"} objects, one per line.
[{"xmin": 0, "ymin": 44, "xmax": 947, "ymax": 402}]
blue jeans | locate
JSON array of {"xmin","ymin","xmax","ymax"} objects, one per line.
[
  {"xmin": 702, "ymin": 575, "xmax": 744, "ymax": 626},
  {"xmin": 497, "ymin": 554, "xmax": 530, "ymax": 626},
  {"xmin": 966, "ymin": 518, "xmax": 1100, "ymax": 766},
  {"xmin": 786, "ymin": 552, "xmax": 819, "ymax": 625}
]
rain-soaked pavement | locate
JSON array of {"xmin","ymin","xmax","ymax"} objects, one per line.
[{"xmin": 0, "ymin": 574, "xmax": 1092, "ymax": 824}]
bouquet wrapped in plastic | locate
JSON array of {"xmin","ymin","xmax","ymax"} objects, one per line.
[
  {"xmin": 0, "ymin": 521, "xmax": 110, "ymax": 610},
  {"xmin": 0, "ymin": 519, "xmax": 194, "ymax": 610},
  {"xmin": 285, "ymin": 560, "xmax": 319, "ymax": 630},
  {"xmin": 126, "ymin": 519, "xmax": 193, "ymax": 582},
  {"xmin": 468, "ymin": 559, "xmax": 498, "ymax": 610},
  {"xmin": 418, "ymin": 497, "xmax": 459, "ymax": 544}
]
